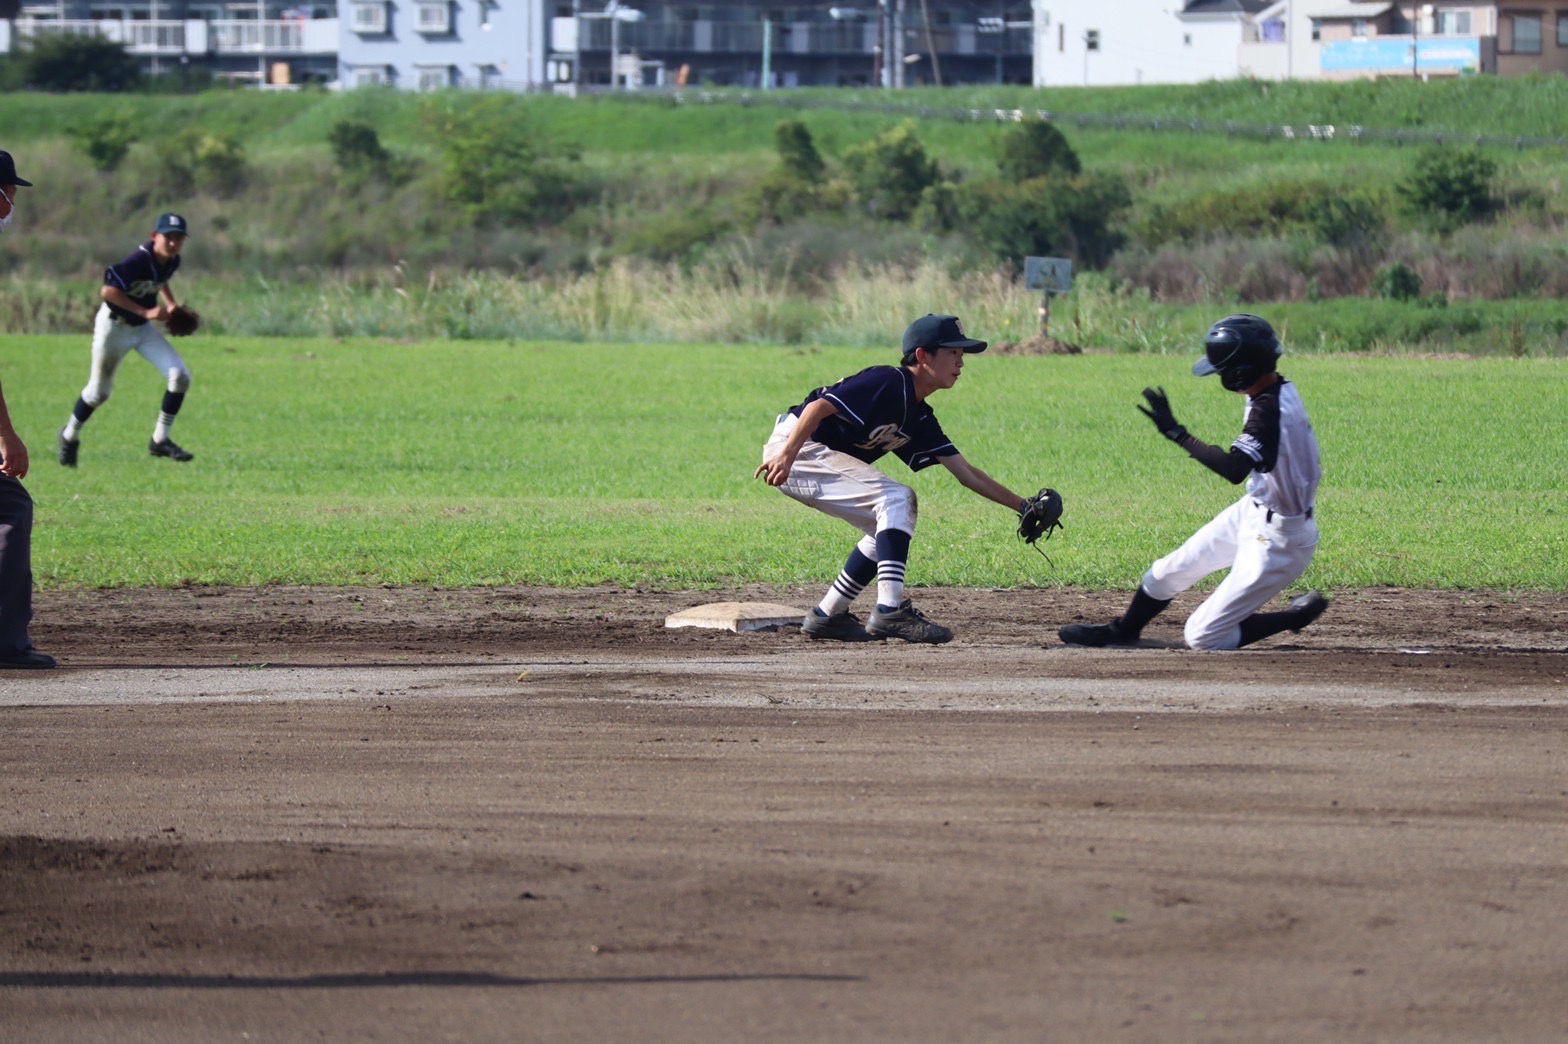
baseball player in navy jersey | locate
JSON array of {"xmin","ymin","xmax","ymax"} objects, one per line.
[
  {"xmin": 756, "ymin": 313, "xmax": 1035, "ymax": 644},
  {"xmin": 0, "ymin": 149, "xmax": 56, "ymax": 668},
  {"xmin": 1060, "ymin": 313, "xmax": 1327, "ymax": 650},
  {"xmin": 58, "ymin": 212, "xmax": 196, "ymax": 467}
]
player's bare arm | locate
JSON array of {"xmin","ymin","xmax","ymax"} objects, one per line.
[
  {"xmin": 0, "ymin": 381, "xmax": 29, "ymax": 479},
  {"xmin": 755, "ymin": 398, "xmax": 838, "ymax": 487},
  {"xmin": 938, "ymin": 453, "xmax": 1024, "ymax": 510}
]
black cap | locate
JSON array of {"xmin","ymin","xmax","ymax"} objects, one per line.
[
  {"xmin": 155, "ymin": 213, "xmax": 190, "ymax": 236},
  {"xmin": 901, "ymin": 314, "xmax": 987, "ymax": 358},
  {"xmin": 0, "ymin": 151, "xmax": 33, "ymax": 188}
]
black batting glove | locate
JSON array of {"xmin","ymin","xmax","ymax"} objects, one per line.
[{"xmin": 1138, "ymin": 386, "xmax": 1187, "ymax": 442}]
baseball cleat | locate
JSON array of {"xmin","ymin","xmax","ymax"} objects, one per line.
[
  {"xmin": 57, "ymin": 429, "xmax": 78, "ymax": 467},
  {"xmin": 1287, "ymin": 590, "xmax": 1329, "ymax": 631},
  {"xmin": 0, "ymin": 648, "xmax": 56, "ymax": 669},
  {"xmin": 866, "ymin": 600, "xmax": 953, "ymax": 645},
  {"xmin": 148, "ymin": 437, "xmax": 194, "ymax": 462},
  {"xmin": 1058, "ymin": 620, "xmax": 1136, "ymax": 647},
  {"xmin": 801, "ymin": 609, "xmax": 875, "ymax": 642}
]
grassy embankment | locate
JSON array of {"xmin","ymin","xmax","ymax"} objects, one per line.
[
  {"xmin": 2, "ymin": 84, "xmax": 1568, "ymax": 353},
  {"xmin": 6, "ymin": 336, "xmax": 1563, "ymax": 592}
]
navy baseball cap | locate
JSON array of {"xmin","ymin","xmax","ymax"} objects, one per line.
[
  {"xmin": 902, "ymin": 314, "xmax": 987, "ymax": 357},
  {"xmin": 155, "ymin": 213, "xmax": 190, "ymax": 236},
  {"xmin": 0, "ymin": 151, "xmax": 32, "ymax": 187}
]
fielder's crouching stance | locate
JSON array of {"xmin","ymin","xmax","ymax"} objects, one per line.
[
  {"xmin": 1060, "ymin": 313, "xmax": 1328, "ymax": 651},
  {"xmin": 756, "ymin": 314, "xmax": 1037, "ymax": 645},
  {"xmin": 58, "ymin": 213, "xmax": 196, "ymax": 467}
]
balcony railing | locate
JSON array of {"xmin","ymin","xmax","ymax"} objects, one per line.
[
  {"xmin": 579, "ymin": 19, "xmax": 1031, "ymax": 57},
  {"xmin": 8, "ymin": 16, "xmax": 335, "ymax": 55}
]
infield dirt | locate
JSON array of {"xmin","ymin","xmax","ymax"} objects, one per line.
[{"xmin": 3, "ymin": 584, "xmax": 1566, "ymax": 1041}]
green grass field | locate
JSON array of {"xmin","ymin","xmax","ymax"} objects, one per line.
[{"xmin": 4, "ymin": 335, "xmax": 1563, "ymax": 592}]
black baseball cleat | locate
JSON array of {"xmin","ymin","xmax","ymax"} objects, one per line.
[
  {"xmin": 1058, "ymin": 620, "xmax": 1136, "ymax": 647},
  {"xmin": 148, "ymin": 438, "xmax": 194, "ymax": 462},
  {"xmin": 57, "ymin": 428, "xmax": 78, "ymax": 467},
  {"xmin": 801, "ymin": 609, "xmax": 875, "ymax": 642},
  {"xmin": 1287, "ymin": 590, "xmax": 1329, "ymax": 631},
  {"xmin": 0, "ymin": 648, "xmax": 56, "ymax": 669},
  {"xmin": 866, "ymin": 600, "xmax": 953, "ymax": 644}
]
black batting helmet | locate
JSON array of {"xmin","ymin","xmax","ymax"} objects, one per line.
[{"xmin": 1194, "ymin": 313, "xmax": 1281, "ymax": 391}]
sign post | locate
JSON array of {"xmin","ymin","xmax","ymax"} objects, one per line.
[{"xmin": 1023, "ymin": 256, "xmax": 1073, "ymax": 337}]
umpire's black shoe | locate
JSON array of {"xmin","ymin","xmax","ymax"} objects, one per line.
[
  {"xmin": 58, "ymin": 429, "xmax": 78, "ymax": 468},
  {"xmin": 149, "ymin": 438, "xmax": 194, "ymax": 462},
  {"xmin": 866, "ymin": 600, "xmax": 953, "ymax": 645},
  {"xmin": 0, "ymin": 648, "xmax": 56, "ymax": 669},
  {"xmin": 1287, "ymin": 590, "xmax": 1329, "ymax": 631},
  {"xmin": 1058, "ymin": 620, "xmax": 1136, "ymax": 647},
  {"xmin": 801, "ymin": 609, "xmax": 875, "ymax": 642}
]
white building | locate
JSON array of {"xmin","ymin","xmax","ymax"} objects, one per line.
[{"xmin": 1031, "ymin": 0, "xmax": 1277, "ymax": 85}]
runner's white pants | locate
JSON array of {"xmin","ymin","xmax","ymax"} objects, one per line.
[
  {"xmin": 1142, "ymin": 495, "xmax": 1318, "ymax": 651},
  {"xmin": 81, "ymin": 303, "xmax": 191, "ymax": 407},
  {"xmin": 764, "ymin": 414, "xmax": 918, "ymax": 544}
]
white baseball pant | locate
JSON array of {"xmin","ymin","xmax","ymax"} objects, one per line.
[
  {"xmin": 764, "ymin": 413, "xmax": 918, "ymax": 541},
  {"xmin": 1142, "ymin": 496, "xmax": 1319, "ymax": 651},
  {"xmin": 80, "ymin": 303, "xmax": 191, "ymax": 407}
]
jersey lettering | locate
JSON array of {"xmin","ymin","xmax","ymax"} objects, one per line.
[{"xmin": 856, "ymin": 423, "xmax": 910, "ymax": 454}]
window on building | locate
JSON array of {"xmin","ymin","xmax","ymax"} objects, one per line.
[
  {"xmin": 1085, "ymin": 28, "xmax": 1099, "ymax": 51},
  {"xmin": 1437, "ymin": 10, "xmax": 1472, "ymax": 34},
  {"xmin": 1058, "ymin": 23, "xmax": 1065, "ymax": 52},
  {"xmin": 1350, "ymin": 18, "xmax": 1369, "ymax": 37},
  {"xmin": 1310, "ymin": 18, "xmax": 1321, "ymax": 41},
  {"xmin": 351, "ymin": 1, "xmax": 387, "ymax": 34},
  {"xmin": 416, "ymin": 1, "xmax": 450, "ymax": 34},
  {"xmin": 1512, "ymin": 13, "xmax": 1542, "ymax": 52},
  {"xmin": 1558, "ymin": 11, "xmax": 1568, "ymax": 45},
  {"xmin": 416, "ymin": 65, "xmax": 452, "ymax": 90},
  {"xmin": 351, "ymin": 64, "xmax": 390, "ymax": 86},
  {"xmin": 1183, "ymin": 32, "xmax": 1192, "ymax": 46}
]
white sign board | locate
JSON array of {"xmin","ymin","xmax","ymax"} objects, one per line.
[{"xmin": 1024, "ymin": 256, "xmax": 1073, "ymax": 293}]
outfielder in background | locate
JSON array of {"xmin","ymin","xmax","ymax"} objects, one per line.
[
  {"xmin": 1060, "ymin": 313, "xmax": 1327, "ymax": 650},
  {"xmin": 58, "ymin": 212, "xmax": 198, "ymax": 467},
  {"xmin": 756, "ymin": 313, "xmax": 1042, "ymax": 645},
  {"xmin": 0, "ymin": 149, "xmax": 56, "ymax": 668}
]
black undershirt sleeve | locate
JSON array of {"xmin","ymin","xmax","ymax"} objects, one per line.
[{"xmin": 1174, "ymin": 433, "xmax": 1255, "ymax": 484}]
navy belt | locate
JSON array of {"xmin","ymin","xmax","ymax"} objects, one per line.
[{"xmin": 1256, "ymin": 500, "xmax": 1312, "ymax": 523}]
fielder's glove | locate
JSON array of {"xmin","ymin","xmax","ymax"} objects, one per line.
[
  {"xmin": 163, "ymin": 305, "xmax": 201, "ymax": 337},
  {"xmin": 1137, "ymin": 386, "xmax": 1187, "ymax": 441},
  {"xmin": 1018, "ymin": 487, "xmax": 1065, "ymax": 546}
]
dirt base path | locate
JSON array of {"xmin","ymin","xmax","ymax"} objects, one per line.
[{"xmin": 4, "ymin": 585, "xmax": 1566, "ymax": 1041}]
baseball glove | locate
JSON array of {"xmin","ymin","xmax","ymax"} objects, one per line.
[
  {"xmin": 163, "ymin": 305, "xmax": 201, "ymax": 337},
  {"xmin": 1018, "ymin": 487, "xmax": 1065, "ymax": 546}
]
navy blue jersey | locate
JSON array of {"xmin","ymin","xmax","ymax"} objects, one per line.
[
  {"xmin": 103, "ymin": 241, "xmax": 181, "ymax": 326},
  {"xmin": 790, "ymin": 365, "xmax": 956, "ymax": 471}
]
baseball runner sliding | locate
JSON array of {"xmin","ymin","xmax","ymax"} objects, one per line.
[{"xmin": 1060, "ymin": 313, "xmax": 1328, "ymax": 650}]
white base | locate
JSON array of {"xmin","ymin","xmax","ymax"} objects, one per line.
[{"xmin": 664, "ymin": 601, "xmax": 807, "ymax": 633}]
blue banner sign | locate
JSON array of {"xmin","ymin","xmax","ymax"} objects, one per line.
[{"xmin": 1321, "ymin": 37, "xmax": 1480, "ymax": 72}]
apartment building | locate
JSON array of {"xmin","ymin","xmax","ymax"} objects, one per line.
[
  {"xmin": 340, "ymin": 1, "xmax": 1033, "ymax": 92},
  {"xmin": 2, "ymin": 0, "xmax": 339, "ymax": 84}
]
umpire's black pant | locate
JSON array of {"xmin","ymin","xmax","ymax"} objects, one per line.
[{"xmin": 0, "ymin": 475, "xmax": 35, "ymax": 655}]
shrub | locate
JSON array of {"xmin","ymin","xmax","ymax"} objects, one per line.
[
  {"xmin": 421, "ymin": 94, "xmax": 580, "ymax": 226},
  {"xmin": 1399, "ymin": 147, "xmax": 1496, "ymax": 227},
  {"xmin": 841, "ymin": 121, "xmax": 941, "ymax": 221},
  {"xmin": 166, "ymin": 130, "xmax": 249, "ymax": 197},
  {"xmin": 996, "ymin": 119, "xmax": 1081, "ymax": 182},
  {"xmin": 947, "ymin": 172, "xmax": 1130, "ymax": 270},
  {"xmin": 69, "ymin": 117, "xmax": 137, "ymax": 173},
  {"xmin": 1370, "ymin": 262, "xmax": 1422, "ymax": 301},
  {"xmin": 329, "ymin": 120, "xmax": 391, "ymax": 179},
  {"xmin": 8, "ymin": 33, "xmax": 142, "ymax": 92},
  {"xmin": 1306, "ymin": 194, "xmax": 1385, "ymax": 249},
  {"xmin": 773, "ymin": 119, "xmax": 825, "ymax": 183}
]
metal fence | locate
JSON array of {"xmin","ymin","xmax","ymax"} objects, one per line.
[{"xmin": 660, "ymin": 89, "xmax": 1568, "ymax": 152}]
